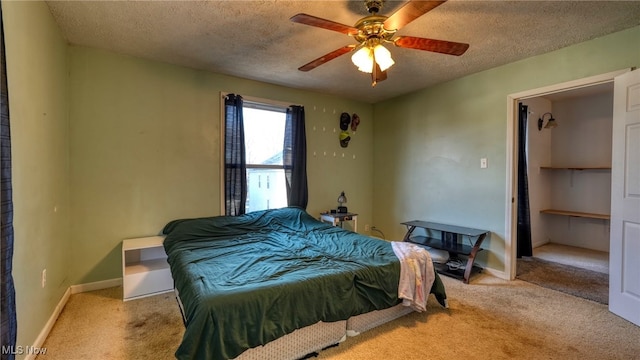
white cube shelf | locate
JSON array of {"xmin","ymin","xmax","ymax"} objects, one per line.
[{"xmin": 122, "ymin": 236, "xmax": 173, "ymax": 301}]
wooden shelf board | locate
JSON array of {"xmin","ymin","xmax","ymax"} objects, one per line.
[
  {"xmin": 540, "ymin": 209, "xmax": 610, "ymax": 220},
  {"xmin": 540, "ymin": 166, "xmax": 611, "ymax": 170}
]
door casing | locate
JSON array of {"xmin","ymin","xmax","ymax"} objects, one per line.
[{"xmin": 504, "ymin": 68, "xmax": 631, "ymax": 280}]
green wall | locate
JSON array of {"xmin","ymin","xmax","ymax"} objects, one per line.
[
  {"xmin": 3, "ymin": 0, "xmax": 640, "ymax": 352},
  {"xmin": 68, "ymin": 47, "xmax": 375, "ymax": 284},
  {"xmin": 2, "ymin": 1, "xmax": 70, "ymax": 354},
  {"xmin": 372, "ymin": 25, "xmax": 640, "ymax": 274},
  {"xmin": 4, "ymin": 1, "xmax": 375, "ymax": 351}
]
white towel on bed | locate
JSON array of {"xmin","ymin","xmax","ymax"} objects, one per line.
[{"xmin": 391, "ymin": 241, "xmax": 435, "ymax": 312}]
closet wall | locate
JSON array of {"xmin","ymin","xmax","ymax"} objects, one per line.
[
  {"xmin": 524, "ymin": 85, "xmax": 613, "ymax": 253},
  {"xmin": 523, "ymin": 97, "xmax": 553, "ymax": 248}
]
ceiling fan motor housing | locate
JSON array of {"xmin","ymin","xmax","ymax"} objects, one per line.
[{"xmin": 353, "ymin": 16, "xmax": 395, "ymax": 44}]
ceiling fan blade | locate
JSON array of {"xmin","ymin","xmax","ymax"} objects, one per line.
[
  {"xmin": 298, "ymin": 45, "xmax": 357, "ymax": 72},
  {"xmin": 383, "ymin": 1, "xmax": 446, "ymax": 31},
  {"xmin": 394, "ymin": 36, "xmax": 469, "ymax": 56},
  {"xmin": 290, "ymin": 14, "xmax": 359, "ymax": 36}
]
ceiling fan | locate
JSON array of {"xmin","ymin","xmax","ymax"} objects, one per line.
[{"xmin": 290, "ymin": 0, "xmax": 469, "ymax": 87}]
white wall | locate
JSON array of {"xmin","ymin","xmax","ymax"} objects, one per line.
[
  {"xmin": 546, "ymin": 92, "xmax": 613, "ymax": 252},
  {"xmin": 526, "ymin": 90, "xmax": 613, "ymax": 253},
  {"xmin": 522, "ymin": 97, "xmax": 553, "ymax": 248},
  {"xmin": 551, "ymin": 93, "xmax": 613, "ymax": 167}
]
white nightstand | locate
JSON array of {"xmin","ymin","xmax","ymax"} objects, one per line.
[
  {"xmin": 122, "ymin": 236, "xmax": 173, "ymax": 301},
  {"xmin": 320, "ymin": 212, "xmax": 358, "ymax": 232}
]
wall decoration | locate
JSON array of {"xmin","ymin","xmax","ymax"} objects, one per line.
[
  {"xmin": 339, "ymin": 112, "xmax": 351, "ymax": 130},
  {"xmin": 339, "ymin": 131, "xmax": 351, "ymax": 148},
  {"xmin": 337, "ymin": 112, "xmax": 362, "ymax": 147},
  {"xmin": 339, "ymin": 112, "xmax": 351, "ymax": 147},
  {"xmin": 351, "ymin": 113, "xmax": 360, "ymax": 131}
]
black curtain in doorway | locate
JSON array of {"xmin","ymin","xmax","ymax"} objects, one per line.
[{"xmin": 517, "ymin": 103, "xmax": 533, "ymax": 258}]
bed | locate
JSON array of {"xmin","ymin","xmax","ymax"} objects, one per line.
[{"xmin": 162, "ymin": 207, "xmax": 447, "ymax": 360}]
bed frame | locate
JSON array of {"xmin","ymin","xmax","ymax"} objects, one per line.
[
  {"xmin": 176, "ymin": 289, "xmax": 413, "ymax": 360},
  {"xmin": 235, "ymin": 304, "xmax": 414, "ymax": 359}
]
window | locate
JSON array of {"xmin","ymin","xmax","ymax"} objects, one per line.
[
  {"xmin": 243, "ymin": 105, "xmax": 288, "ymax": 213},
  {"xmin": 223, "ymin": 94, "xmax": 307, "ymax": 216}
]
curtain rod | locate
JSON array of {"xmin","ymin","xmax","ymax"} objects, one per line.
[{"xmin": 221, "ymin": 92, "xmax": 302, "ymax": 109}]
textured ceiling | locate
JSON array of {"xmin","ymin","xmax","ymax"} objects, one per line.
[{"xmin": 46, "ymin": 1, "xmax": 640, "ymax": 103}]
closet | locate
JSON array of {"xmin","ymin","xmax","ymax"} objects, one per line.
[{"xmin": 523, "ymin": 82, "xmax": 613, "ymax": 261}]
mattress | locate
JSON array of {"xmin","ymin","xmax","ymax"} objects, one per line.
[
  {"xmin": 163, "ymin": 207, "xmax": 447, "ymax": 360},
  {"xmin": 175, "ymin": 290, "xmax": 419, "ymax": 360},
  {"xmin": 176, "ymin": 288, "xmax": 347, "ymax": 360}
]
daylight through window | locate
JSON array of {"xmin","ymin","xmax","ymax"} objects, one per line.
[{"xmin": 243, "ymin": 103, "xmax": 288, "ymax": 213}]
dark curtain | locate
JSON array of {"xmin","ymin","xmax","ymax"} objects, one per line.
[
  {"xmin": 283, "ymin": 106, "xmax": 308, "ymax": 209},
  {"xmin": 224, "ymin": 94, "xmax": 246, "ymax": 216},
  {"xmin": 517, "ymin": 103, "xmax": 533, "ymax": 258},
  {"xmin": 1, "ymin": 4, "xmax": 17, "ymax": 358}
]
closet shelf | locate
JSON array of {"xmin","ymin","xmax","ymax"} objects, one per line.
[
  {"xmin": 539, "ymin": 166, "xmax": 611, "ymax": 170},
  {"xmin": 540, "ymin": 209, "xmax": 610, "ymax": 220}
]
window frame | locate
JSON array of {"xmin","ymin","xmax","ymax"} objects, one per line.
[{"xmin": 219, "ymin": 92, "xmax": 293, "ymax": 214}]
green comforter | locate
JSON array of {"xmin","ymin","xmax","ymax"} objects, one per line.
[{"xmin": 163, "ymin": 207, "xmax": 446, "ymax": 360}]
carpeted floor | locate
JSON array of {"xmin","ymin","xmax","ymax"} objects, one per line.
[
  {"xmin": 37, "ymin": 287, "xmax": 184, "ymax": 360},
  {"xmin": 533, "ymin": 243, "xmax": 609, "ymax": 274},
  {"xmin": 37, "ymin": 274, "xmax": 640, "ymax": 360},
  {"xmin": 516, "ymin": 256, "xmax": 609, "ymax": 304}
]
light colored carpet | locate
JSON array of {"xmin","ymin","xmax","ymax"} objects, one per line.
[
  {"xmin": 534, "ymin": 243, "xmax": 609, "ymax": 274},
  {"xmin": 516, "ymin": 256, "xmax": 608, "ymax": 304},
  {"xmin": 38, "ymin": 274, "xmax": 640, "ymax": 360},
  {"xmin": 38, "ymin": 287, "xmax": 184, "ymax": 360}
]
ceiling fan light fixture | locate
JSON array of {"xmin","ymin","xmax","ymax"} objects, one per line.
[
  {"xmin": 351, "ymin": 43, "xmax": 394, "ymax": 74},
  {"xmin": 373, "ymin": 44, "xmax": 394, "ymax": 71},
  {"xmin": 351, "ymin": 46, "xmax": 374, "ymax": 73}
]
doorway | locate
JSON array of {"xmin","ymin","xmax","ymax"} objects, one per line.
[
  {"xmin": 522, "ymin": 82, "xmax": 612, "ymax": 260},
  {"xmin": 513, "ymin": 82, "xmax": 614, "ymax": 303},
  {"xmin": 505, "ymin": 69, "xmax": 630, "ymax": 282}
]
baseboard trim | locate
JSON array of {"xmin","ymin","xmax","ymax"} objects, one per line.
[
  {"xmin": 483, "ymin": 266, "xmax": 509, "ymax": 280},
  {"xmin": 70, "ymin": 278, "xmax": 122, "ymax": 294},
  {"xmin": 25, "ymin": 287, "xmax": 71, "ymax": 360},
  {"xmin": 27, "ymin": 278, "xmax": 122, "ymax": 360}
]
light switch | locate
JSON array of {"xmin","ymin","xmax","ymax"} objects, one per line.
[{"xmin": 480, "ymin": 158, "xmax": 488, "ymax": 168}]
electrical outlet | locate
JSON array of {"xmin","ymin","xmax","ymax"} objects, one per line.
[
  {"xmin": 364, "ymin": 224, "xmax": 370, "ymax": 232},
  {"xmin": 41, "ymin": 269, "xmax": 46, "ymax": 288}
]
